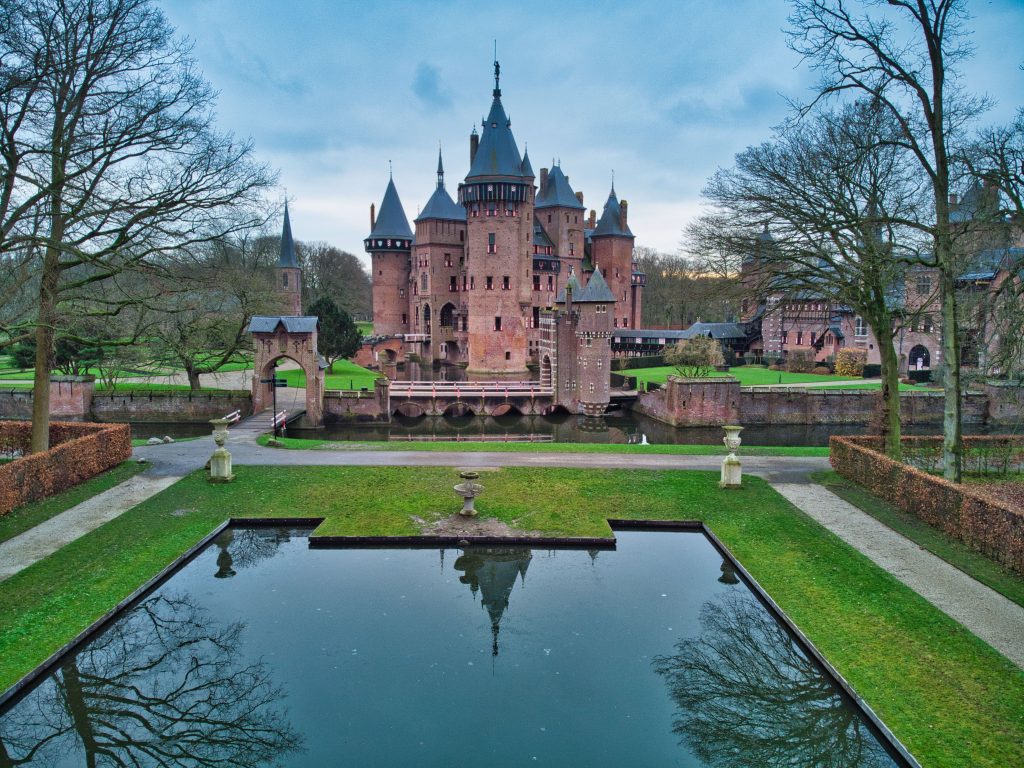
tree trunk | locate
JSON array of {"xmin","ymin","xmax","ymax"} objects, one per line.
[
  {"xmin": 30, "ymin": 245, "xmax": 62, "ymax": 453},
  {"xmin": 939, "ymin": 267, "xmax": 963, "ymax": 481},
  {"xmin": 186, "ymin": 367, "xmax": 202, "ymax": 391},
  {"xmin": 878, "ymin": 335, "xmax": 902, "ymax": 460},
  {"xmin": 60, "ymin": 659, "xmax": 99, "ymax": 768}
]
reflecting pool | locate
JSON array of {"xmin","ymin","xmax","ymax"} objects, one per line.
[{"xmin": 0, "ymin": 528, "xmax": 907, "ymax": 767}]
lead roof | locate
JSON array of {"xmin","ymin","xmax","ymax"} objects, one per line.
[
  {"xmin": 369, "ymin": 177, "xmax": 414, "ymax": 239},
  {"xmin": 536, "ymin": 165, "xmax": 585, "ymax": 210}
]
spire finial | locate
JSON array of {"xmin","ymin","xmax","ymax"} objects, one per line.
[
  {"xmin": 611, "ymin": 169, "xmax": 615, "ymax": 194},
  {"xmin": 493, "ymin": 48, "xmax": 501, "ymax": 98},
  {"xmin": 388, "ymin": 159, "xmax": 393, "ymax": 179},
  {"xmin": 436, "ymin": 144, "xmax": 444, "ymax": 189}
]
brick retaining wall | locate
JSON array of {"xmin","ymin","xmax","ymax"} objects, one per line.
[{"xmin": 90, "ymin": 391, "xmax": 252, "ymax": 423}]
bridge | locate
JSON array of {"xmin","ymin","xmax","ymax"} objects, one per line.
[{"xmin": 388, "ymin": 381, "xmax": 557, "ymax": 418}]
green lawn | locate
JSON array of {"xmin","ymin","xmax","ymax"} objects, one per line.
[
  {"xmin": 0, "ymin": 381, "xmax": 245, "ymax": 393},
  {"xmin": 357, "ymin": 321, "xmax": 373, "ymax": 336},
  {"xmin": 275, "ymin": 358, "xmax": 379, "ymax": 391},
  {"xmin": 626, "ymin": 365, "xmax": 861, "ymax": 388},
  {"xmin": 814, "ymin": 470, "xmax": 1024, "ymax": 609},
  {"xmin": 257, "ymin": 433, "xmax": 830, "ymax": 456},
  {"xmin": 0, "ymin": 461, "xmax": 146, "ymax": 545},
  {"xmin": 0, "ymin": 466, "xmax": 1020, "ymax": 766}
]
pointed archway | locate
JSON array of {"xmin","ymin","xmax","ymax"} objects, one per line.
[{"xmin": 249, "ymin": 316, "xmax": 325, "ymax": 427}]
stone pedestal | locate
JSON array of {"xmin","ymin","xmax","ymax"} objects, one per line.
[
  {"xmin": 208, "ymin": 418, "xmax": 234, "ymax": 483},
  {"xmin": 720, "ymin": 425, "xmax": 743, "ymax": 489}
]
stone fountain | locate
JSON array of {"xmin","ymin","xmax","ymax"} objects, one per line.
[{"xmin": 454, "ymin": 471, "xmax": 484, "ymax": 516}]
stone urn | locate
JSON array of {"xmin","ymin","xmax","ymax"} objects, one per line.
[
  {"xmin": 453, "ymin": 471, "xmax": 484, "ymax": 517},
  {"xmin": 208, "ymin": 418, "xmax": 234, "ymax": 483},
  {"xmin": 720, "ymin": 425, "xmax": 743, "ymax": 489}
]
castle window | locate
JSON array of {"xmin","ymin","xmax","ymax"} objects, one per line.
[
  {"xmin": 622, "ymin": 318, "xmax": 629, "ymax": 328},
  {"xmin": 922, "ymin": 314, "xmax": 934, "ymax": 333},
  {"xmin": 450, "ymin": 276, "xmax": 457, "ymax": 292},
  {"xmin": 569, "ymin": 242, "xmax": 574, "ymax": 256},
  {"xmin": 506, "ymin": 204, "xmax": 515, "ymax": 217},
  {"xmin": 486, "ymin": 275, "xmax": 493, "ymax": 290},
  {"xmin": 586, "ymin": 339, "xmax": 592, "ymax": 347},
  {"xmin": 487, "ymin": 203, "xmax": 496, "ymax": 217},
  {"xmin": 547, "ymin": 214, "xmax": 551, "ymax": 223},
  {"xmin": 916, "ymin": 274, "xmax": 932, "ymax": 296},
  {"xmin": 781, "ymin": 330, "xmax": 788, "ymax": 344},
  {"xmin": 810, "ymin": 332, "xmax": 816, "ymax": 346},
  {"xmin": 505, "ymin": 351, "xmax": 511, "ymax": 360},
  {"xmin": 797, "ymin": 331, "xmax": 803, "ymax": 345},
  {"xmin": 420, "ymin": 273, "xmax": 428, "ymax": 292},
  {"xmin": 401, "ymin": 313, "xmax": 407, "ymax": 325},
  {"xmin": 399, "ymin": 288, "xmax": 405, "ymax": 298},
  {"xmin": 589, "ymin": 382, "xmax": 595, "ymax": 393},
  {"xmin": 444, "ymin": 253, "xmax": 452, "ymax": 267},
  {"xmin": 614, "ymin": 318, "xmax": 618, "ymax": 328},
  {"xmin": 471, "ymin": 205, "xmax": 479, "ymax": 218},
  {"xmin": 855, "ymin": 316, "xmax": 867, "ymax": 337},
  {"xmin": 494, "ymin": 316, "xmax": 502, "ymax": 331},
  {"xmin": 597, "ymin": 358, "xmax": 603, "ymax": 368},
  {"xmin": 547, "ymin": 275, "xmax": 553, "ymax": 290},
  {"xmin": 533, "ymin": 306, "xmax": 540, "ymax": 328},
  {"xmin": 470, "ymin": 276, "xmax": 475, "ymax": 290},
  {"xmin": 282, "ymin": 272, "xmax": 288, "ymax": 287},
  {"xmin": 534, "ymin": 275, "xmax": 541, "ymax": 291},
  {"xmin": 502, "ymin": 275, "xmax": 510, "ymax": 290},
  {"xmin": 460, "ymin": 230, "xmax": 465, "ymax": 241},
  {"xmin": 488, "ymin": 233, "xmax": 496, "ymax": 253}
]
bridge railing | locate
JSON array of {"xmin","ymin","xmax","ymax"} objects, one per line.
[{"xmin": 390, "ymin": 381, "xmax": 553, "ymax": 397}]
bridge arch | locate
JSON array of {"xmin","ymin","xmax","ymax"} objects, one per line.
[
  {"xmin": 394, "ymin": 402, "xmax": 426, "ymax": 418},
  {"xmin": 443, "ymin": 402, "xmax": 475, "ymax": 418},
  {"xmin": 491, "ymin": 403, "xmax": 523, "ymax": 417}
]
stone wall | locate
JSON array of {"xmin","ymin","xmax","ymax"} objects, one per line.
[
  {"xmin": 984, "ymin": 381, "xmax": 1024, "ymax": 425},
  {"xmin": 0, "ymin": 388, "xmax": 33, "ymax": 420},
  {"xmin": 91, "ymin": 391, "xmax": 252, "ymax": 423},
  {"xmin": 634, "ymin": 376, "xmax": 995, "ymax": 427},
  {"xmin": 324, "ymin": 379, "xmax": 390, "ymax": 422},
  {"xmin": 634, "ymin": 376, "xmax": 741, "ymax": 427}
]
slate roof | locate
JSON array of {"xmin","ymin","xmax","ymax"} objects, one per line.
[
  {"xmin": 278, "ymin": 203, "xmax": 298, "ymax": 268},
  {"xmin": 536, "ymin": 165, "xmax": 585, "ymax": 210},
  {"xmin": 416, "ymin": 151, "xmax": 466, "ymax": 222},
  {"xmin": 959, "ymin": 247, "xmax": 1023, "ymax": 282},
  {"xmin": 520, "ymin": 148, "xmax": 534, "ymax": 178},
  {"xmin": 466, "ymin": 89, "xmax": 526, "ymax": 181},
  {"xmin": 592, "ymin": 188, "xmax": 633, "ymax": 237},
  {"xmin": 369, "ymin": 178, "xmax": 413, "ymax": 239},
  {"xmin": 554, "ymin": 269, "xmax": 582, "ymax": 303},
  {"xmin": 533, "ymin": 220, "xmax": 555, "ymax": 249},
  {"xmin": 248, "ymin": 316, "xmax": 319, "ymax": 334},
  {"xmin": 573, "ymin": 266, "xmax": 616, "ymax": 303},
  {"xmin": 677, "ymin": 322, "xmax": 749, "ymax": 340}
]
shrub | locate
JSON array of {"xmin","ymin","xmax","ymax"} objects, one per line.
[
  {"xmin": 665, "ymin": 336, "xmax": 724, "ymax": 378},
  {"xmin": 611, "ymin": 355, "xmax": 665, "ymax": 371},
  {"xmin": 835, "ymin": 348, "xmax": 867, "ymax": 377},
  {"xmin": 863, "ymin": 363, "xmax": 882, "ymax": 378},
  {"xmin": 785, "ymin": 351, "xmax": 815, "ymax": 373},
  {"xmin": 0, "ymin": 421, "xmax": 132, "ymax": 516},
  {"xmin": 907, "ymin": 369, "xmax": 931, "ymax": 383},
  {"xmin": 812, "ymin": 365, "xmax": 832, "ymax": 375}
]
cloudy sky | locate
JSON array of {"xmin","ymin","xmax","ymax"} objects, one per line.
[{"xmin": 161, "ymin": 0, "xmax": 1024, "ymax": 264}]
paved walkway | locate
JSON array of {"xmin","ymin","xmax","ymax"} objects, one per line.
[{"xmin": 3, "ymin": 427, "xmax": 1022, "ymax": 669}]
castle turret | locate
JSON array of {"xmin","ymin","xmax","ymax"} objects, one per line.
[
  {"xmin": 590, "ymin": 185, "xmax": 639, "ymax": 329},
  {"xmin": 276, "ymin": 202, "xmax": 302, "ymax": 315},
  {"xmin": 569, "ymin": 267, "xmax": 614, "ymax": 415},
  {"xmin": 536, "ymin": 163, "xmax": 586, "ymax": 286},
  {"xmin": 365, "ymin": 176, "xmax": 413, "ymax": 337},
  {"xmin": 415, "ymin": 148, "xmax": 467, "ymax": 362},
  {"xmin": 457, "ymin": 60, "xmax": 535, "ymax": 374}
]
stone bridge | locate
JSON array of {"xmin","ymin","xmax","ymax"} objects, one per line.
[{"xmin": 388, "ymin": 381, "xmax": 557, "ymax": 418}]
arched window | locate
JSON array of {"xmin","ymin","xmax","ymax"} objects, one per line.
[
  {"xmin": 440, "ymin": 303, "xmax": 455, "ymax": 328},
  {"xmin": 909, "ymin": 345, "xmax": 930, "ymax": 370}
]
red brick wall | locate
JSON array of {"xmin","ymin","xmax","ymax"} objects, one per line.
[
  {"xmin": 634, "ymin": 376, "xmax": 741, "ymax": 427},
  {"xmin": 371, "ymin": 250, "xmax": 411, "ymax": 336}
]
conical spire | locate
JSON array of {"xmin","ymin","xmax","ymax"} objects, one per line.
[
  {"xmin": 520, "ymin": 146, "xmax": 534, "ymax": 178},
  {"xmin": 436, "ymin": 146, "xmax": 445, "ymax": 187},
  {"xmin": 592, "ymin": 186, "xmax": 633, "ymax": 237},
  {"xmin": 466, "ymin": 61, "xmax": 526, "ymax": 181},
  {"xmin": 417, "ymin": 148, "xmax": 466, "ymax": 223},
  {"xmin": 368, "ymin": 177, "xmax": 413, "ymax": 239},
  {"xmin": 574, "ymin": 264, "xmax": 615, "ymax": 303},
  {"xmin": 278, "ymin": 202, "xmax": 298, "ymax": 267},
  {"xmin": 536, "ymin": 164, "xmax": 585, "ymax": 210}
]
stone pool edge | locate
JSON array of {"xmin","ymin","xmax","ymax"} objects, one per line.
[{"xmin": 0, "ymin": 516, "xmax": 921, "ymax": 768}]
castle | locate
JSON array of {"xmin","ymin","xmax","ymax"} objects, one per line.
[{"xmin": 364, "ymin": 62, "xmax": 645, "ymax": 377}]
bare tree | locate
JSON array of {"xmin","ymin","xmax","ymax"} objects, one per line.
[
  {"xmin": 298, "ymin": 241, "xmax": 372, "ymax": 319},
  {"xmin": 0, "ymin": 0, "xmax": 275, "ymax": 451},
  {"xmin": 786, "ymin": 0, "xmax": 991, "ymax": 479},
  {"xmin": 689, "ymin": 101, "xmax": 931, "ymax": 457}
]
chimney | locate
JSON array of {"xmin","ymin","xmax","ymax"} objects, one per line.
[
  {"xmin": 539, "ymin": 167, "xmax": 548, "ymax": 193},
  {"xmin": 620, "ymin": 200, "xmax": 628, "ymax": 229},
  {"xmin": 576, "ymin": 191, "xmax": 584, "ymax": 206},
  {"xmin": 470, "ymin": 129, "xmax": 479, "ymax": 166},
  {"xmin": 588, "ymin": 209, "xmax": 596, "ymax": 228},
  {"xmin": 565, "ymin": 280, "xmax": 573, "ymax": 314},
  {"xmin": 370, "ymin": 203, "xmax": 376, "ymax": 231}
]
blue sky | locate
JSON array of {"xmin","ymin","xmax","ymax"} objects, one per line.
[{"xmin": 161, "ymin": 0, "xmax": 1024, "ymax": 263}]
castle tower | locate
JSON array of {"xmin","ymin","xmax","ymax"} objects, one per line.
[
  {"xmin": 414, "ymin": 148, "xmax": 468, "ymax": 363},
  {"xmin": 536, "ymin": 163, "xmax": 586, "ymax": 285},
  {"xmin": 590, "ymin": 186, "xmax": 639, "ymax": 329},
  {"xmin": 457, "ymin": 60, "xmax": 535, "ymax": 374},
  {"xmin": 365, "ymin": 176, "xmax": 414, "ymax": 337},
  {"xmin": 569, "ymin": 267, "xmax": 614, "ymax": 415},
  {"xmin": 276, "ymin": 203, "xmax": 303, "ymax": 315}
]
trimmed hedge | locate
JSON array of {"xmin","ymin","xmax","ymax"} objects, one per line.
[
  {"xmin": 862, "ymin": 363, "xmax": 882, "ymax": 378},
  {"xmin": 0, "ymin": 421, "xmax": 132, "ymax": 516},
  {"xmin": 830, "ymin": 435, "xmax": 1024, "ymax": 575},
  {"xmin": 611, "ymin": 355, "xmax": 665, "ymax": 371},
  {"xmin": 907, "ymin": 369, "xmax": 931, "ymax": 383}
]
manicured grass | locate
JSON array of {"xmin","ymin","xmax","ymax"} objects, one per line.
[
  {"xmin": 256, "ymin": 433, "xmax": 830, "ymax": 456},
  {"xmin": 814, "ymin": 469, "xmax": 1024, "ymax": 609},
  {"xmin": 98, "ymin": 383, "xmax": 245, "ymax": 394},
  {"xmin": 625, "ymin": 364, "xmax": 860, "ymax": 388},
  {"xmin": 0, "ymin": 467, "xmax": 1021, "ymax": 766},
  {"xmin": 276, "ymin": 358, "xmax": 379, "ymax": 391},
  {"xmin": 0, "ymin": 461, "xmax": 146, "ymax": 545},
  {"xmin": 357, "ymin": 321, "xmax": 373, "ymax": 336}
]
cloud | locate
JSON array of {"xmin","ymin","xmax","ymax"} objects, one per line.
[{"xmin": 411, "ymin": 63, "xmax": 453, "ymax": 111}]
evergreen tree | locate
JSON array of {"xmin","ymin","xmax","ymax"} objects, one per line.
[{"xmin": 306, "ymin": 297, "xmax": 361, "ymax": 373}]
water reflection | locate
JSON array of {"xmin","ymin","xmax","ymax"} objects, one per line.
[
  {"xmin": 0, "ymin": 594, "xmax": 303, "ymax": 767},
  {"xmin": 653, "ymin": 590, "xmax": 897, "ymax": 768},
  {"xmin": 212, "ymin": 527, "xmax": 297, "ymax": 578},
  {"xmin": 453, "ymin": 547, "xmax": 532, "ymax": 656}
]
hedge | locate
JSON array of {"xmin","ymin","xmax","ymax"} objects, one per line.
[
  {"xmin": 830, "ymin": 435, "xmax": 1024, "ymax": 575},
  {"xmin": 0, "ymin": 421, "xmax": 132, "ymax": 516},
  {"xmin": 611, "ymin": 354, "xmax": 665, "ymax": 371}
]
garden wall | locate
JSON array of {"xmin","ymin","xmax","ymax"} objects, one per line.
[
  {"xmin": 830, "ymin": 435, "xmax": 1024, "ymax": 575},
  {"xmin": 91, "ymin": 390, "xmax": 252, "ymax": 423},
  {"xmin": 0, "ymin": 421, "xmax": 132, "ymax": 515},
  {"xmin": 324, "ymin": 379, "xmax": 390, "ymax": 422},
  {"xmin": 633, "ymin": 376, "xmax": 740, "ymax": 427}
]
